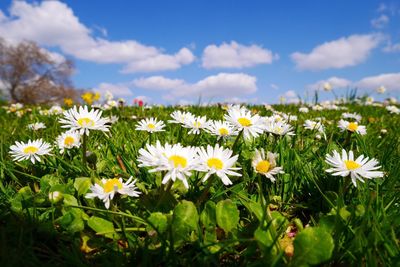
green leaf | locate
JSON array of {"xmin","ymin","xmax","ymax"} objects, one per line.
[
  {"xmin": 58, "ymin": 209, "xmax": 85, "ymax": 233},
  {"xmin": 63, "ymin": 194, "xmax": 78, "ymax": 206},
  {"xmin": 293, "ymin": 227, "xmax": 334, "ymax": 266},
  {"xmin": 172, "ymin": 200, "xmax": 199, "ymax": 245},
  {"xmin": 10, "ymin": 186, "xmax": 33, "ymax": 212},
  {"xmin": 40, "ymin": 174, "xmax": 61, "ymax": 192},
  {"xmin": 216, "ymin": 199, "xmax": 239, "ymax": 233},
  {"xmin": 88, "ymin": 216, "xmax": 115, "ymax": 238},
  {"xmin": 146, "ymin": 212, "xmax": 168, "ymax": 234},
  {"xmin": 200, "ymin": 201, "xmax": 216, "ymax": 227},
  {"xmin": 74, "ymin": 177, "xmax": 91, "ymax": 196},
  {"xmin": 254, "ymin": 227, "xmax": 274, "ymax": 248}
]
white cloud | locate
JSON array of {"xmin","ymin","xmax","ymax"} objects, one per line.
[
  {"xmin": 132, "ymin": 76, "xmax": 186, "ymax": 90},
  {"xmin": 0, "ymin": 1, "xmax": 194, "ymax": 72},
  {"xmin": 40, "ymin": 48, "xmax": 66, "ymax": 64},
  {"xmin": 355, "ymin": 73, "xmax": 400, "ymax": 91},
  {"xmin": 284, "ymin": 90, "xmax": 297, "ymax": 98},
  {"xmin": 270, "ymin": 83, "xmax": 279, "ymax": 90},
  {"xmin": 133, "ymin": 72, "xmax": 257, "ymax": 99},
  {"xmin": 291, "ymin": 34, "xmax": 382, "ymax": 70},
  {"xmin": 383, "ymin": 41, "xmax": 400, "ymax": 53},
  {"xmin": 307, "ymin": 73, "xmax": 400, "ymax": 92},
  {"xmin": 280, "ymin": 90, "xmax": 300, "ymax": 104},
  {"xmin": 122, "ymin": 48, "xmax": 195, "ymax": 73},
  {"xmin": 377, "ymin": 3, "xmax": 387, "ymax": 12},
  {"xmin": 223, "ymin": 97, "xmax": 258, "ymax": 104},
  {"xmin": 96, "ymin": 82, "xmax": 133, "ymax": 96},
  {"xmin": 308, "ymin": 76, "xmax": 352, "ymax": 90},
  {"xmin": 202, "ymin": 41, "xmax": 276, "ymax": 69},
  {"xmin": 371, "ymin": 14, "xmax": 389, "ymax": 29}
]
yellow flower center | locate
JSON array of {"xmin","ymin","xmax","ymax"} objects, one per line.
[
  {"xmin": 23, "ymin": 146, "xmax": 39, "ymax": 154},
  {"xmin": 169, "ymin": 155, "xmax": 187, "ymax": 168},
  {"xmin": 147, "ymin": 123, "xmax": 156, "ymax": 129},
  {"xmin": 77, "ymin": 117, "xmax": 95, "ymax": 127},
  {"xmin": 274, "ymin": 126, "xmax": 283, "ymax": 134},
  {"xmin": 256, "ymin": 160, "xmax": 271, "ymax": 173},
  {"xmin": 207, "ymin": 157, "xmax": 224, "ymax": 170},
  {"xmin": 218, "ymin": 128, "xmax": 229, "ymax": 136},
  {"xmin": 344, "ymin": 160, "xmax": 361, "ymax": 170},
  {"xmin": 103, "ymin": 178, "xmax": 123, "ymax": 193},
  {"xmin": 194, "ymin": 121, "xmax": 201, "ymax": 128},
  {"xmin": 238, "ymin": 117, "xmax": 252, "ymax": 127},
  {"xmin": 347, "ymin": 122, "xmax": 358, "ymax": 132},
  {"xmin": 64, "ymin": 136, "xmax": 75, "ymax": 146}
]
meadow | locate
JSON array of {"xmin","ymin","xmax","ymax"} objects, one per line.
[{"xmin": 0, "ymin": 98, "xmax": 399, "ymax": 266}]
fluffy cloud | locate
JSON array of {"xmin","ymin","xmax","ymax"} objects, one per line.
[
  {"xmin": 132, "ymin": 76, "xmax": 186, "ymax": 90},
  {"xmin": 307, "ymin": 73, "xmax": 400, "ymax": 92},
  {"xmin": 122, "ymin": 48, "xmax": 195, "ymax": 73},
  {"xmin": 291, "ymin": 34, "xmax": 382, "ymax": 70},
  {"xmin": 280, "ymin": 90, "xmax": 300, "ymax": 104},
  {"xmin": 355, "ymin": 73, "xmax": 400, "ymax": 91},
  {"xmin": 96, "ymin": 82, "xmax": 133, "ymax": 96},
  {"xmin": 371, "ymin": 15, "xmax": 389, "ymax": 29},
  {"xmin": 0, "ymin": 1, "xmax": 194, "ymax": 72},
  {"xmin": 308, "ymin": 76, "xmax": 352, "ymax": 90},
  {"xmin": 383, "ymin": 42, "xmax": 400, "ymax": 53},
  {"xmin": 133, "ymin": 73, "xmax": 257, "ymax": 99},
  {"xmin": 202, "ymin": 41, "xmax": 277, "ymax": 69}
]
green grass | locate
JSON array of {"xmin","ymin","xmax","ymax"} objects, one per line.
[{"xmin": 0, "ymin": 103, "xmax": 399, "ymax": 266}]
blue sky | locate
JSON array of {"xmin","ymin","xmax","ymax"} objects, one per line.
[{"xmin": 0, "ymin": 0, "xmax": 399, "ymax": 104}]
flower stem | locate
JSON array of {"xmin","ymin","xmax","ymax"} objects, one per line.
[
  {"xmin": 232, "ymin": 129, "xmax": 243, "ymax": 152},
  {"xmin": 197, "ymin": 175, "xmax": 215, "ymax": 205},
  {"xmin": 82, "ymin": 133, "xmax": 87, "ymax": 166}
]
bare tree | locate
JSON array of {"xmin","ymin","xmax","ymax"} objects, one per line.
[{"xmin": 0, "ymin": 38, "xmax": 79, "ymax": 104}]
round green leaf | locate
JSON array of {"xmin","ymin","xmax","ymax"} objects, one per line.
[
  {"xmin": 216, "ymin": 199, "xmax": 239, "ymax": 233},
  {"xmin": 293, "ymin": 227, "xmax": 334, "ymax": 266},
  {"xmin": 147, "ymin": 212, "xmax": 168, "ymax": 234}
]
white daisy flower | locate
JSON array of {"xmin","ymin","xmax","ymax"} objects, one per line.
[
  {"xmin": 263, "ymin": 119, "xmax": 295, "ymax": 136},
  {"xmin": 376, "ymin": 85, "xmax": 386, "ymax": 94},
  {"xmin": 138, "ymin": 142, "xmax": 199, "ymax": 189},
  {"xmin": 168, "ymin": 110, "xmax": 195, "ymax": 124},
  {"xmin": 48, "ymin": 105, "xmax": 63, "ymax": 115},
  {"xmin": 9, "ymin": 139, "xmax": 52, "ymax": 163},
  {"xmin": 56, "ymin": 131, "xmax": 81, "ymax": 154},
  {"xmin": 224, "ymin": 106, "xmax": 264, "ymax": 140},
  {"xmin": 105, "ymin": 90, "xmax": 114, "ymax": 101},
  {"xmin": 59, "ymin": 106, "xmax": 110, "ymax": 136},
  {"xmin": 303, "ymin": 120, "xmax": 325, "ymax": 134},
  {"xmin": 182, "ymin": 115, "xmax": 209, "ymax": 135},
  {"xmin": 27, "ymin": 122, "xmax": 46, "ymax": 131},
  {"xmin": 325, "ymin": 149, "xmax": 384, "ymax": 187},
  {"xmin": 206, "ymin": 120, "xmax": 238, "ymax": 139},
  {"xmin": 312, "ymin": 105, "xmax": 323, "ymax": 111},
  {"xmin": 252, "ymin": 149, "xmax": 284, "ymax": 182},
  {"xmin": 365, "ymin": 97, "xmax": 374, "ymax": 105},
  {"xmin": 386, "ymin": 105, "xmax": 399, "ymax": 114},
  {"xmin": 282, "ymin": 113, "xmax": 297, "ymax": 122},
  {"xmin": 299, "ymin": 107, "xmax": 309, "ymax": 113},
  {"xmin": 341, "ymin": 112, "xmax": 362, "ymax": 122},
  {"xmin": 85, "ymin": 177, "xmax": 140, "ymax": 209},
  {"xmin": 109, "ymin": 115, "xmax": 119, "ymax": 124},
  {"xmin": 338, "ymin": 119, "xmax": 366, "ymax": 135},
  {"xmin": 389, "ymin": 97, "xmax": 397, "ymax": 104},
  {"xmin": 323, "ymin": 82, "xmax": 332, "ymax": 91},
  {"xmin": 137, "ymin": 141, "xmax": 165, "ymax": 168},
  {"xmin": 197, "ymin": 144, "xmax": 241, "ymax": 185},
  {"xmin": 136, "ymin": 118, "xmax": 166, "ymax": 133}
]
